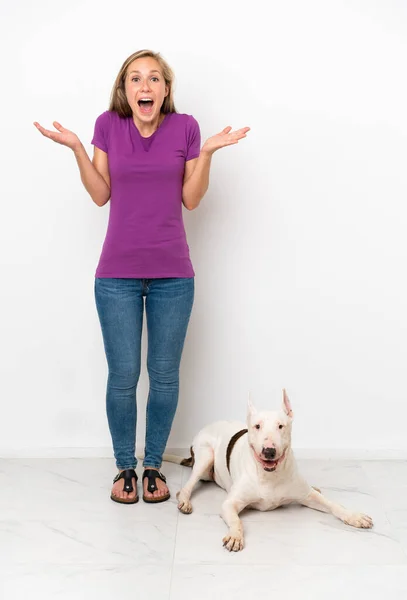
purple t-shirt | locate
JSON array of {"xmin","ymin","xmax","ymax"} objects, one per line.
[{"xmin": 91, "ymin": 110, "xmax": 201, "ymax": 278}]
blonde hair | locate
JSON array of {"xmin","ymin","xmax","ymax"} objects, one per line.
[{"xmin": 109, "ymin": 49, "xmax": 177, "ymax": 117}]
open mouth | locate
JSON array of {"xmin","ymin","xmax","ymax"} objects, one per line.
[
  {"xmin": 251, "ymin": 447, "xmax": 286, "ymax": 472},
  {"xmin": 137, "ymin": 98, "xmax": 154, "ymax": 115}
]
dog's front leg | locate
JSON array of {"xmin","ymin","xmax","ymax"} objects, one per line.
[
  {"xmin": 177, "ymin": 446, "xmax": 214, "ymax": 514},
  {"xmin": 221, "ymin": 492, "xmax": 250, "ymax": 552},
  {"xmin": 300, "ymin": 488, "xmax": 373, "ymax": 529}
]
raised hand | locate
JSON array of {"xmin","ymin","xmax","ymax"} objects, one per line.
[
  {"xmin": 33, "ymin": 121, "xmax": 82, "ymax": 152},
  {"xmin": 202, "ymin": 126, "xmax": 250, "ymax": 155}
]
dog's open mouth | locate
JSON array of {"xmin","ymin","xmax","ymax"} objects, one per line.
[{"xmin": 251, "ymin": 447, "xmax": 286, "ymax": 472}]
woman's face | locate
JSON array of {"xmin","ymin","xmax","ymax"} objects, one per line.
[{"xmin": 125, "ymin": 57, "xmax": 168, "ymax": 123}]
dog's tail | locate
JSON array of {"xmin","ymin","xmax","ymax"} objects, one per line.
[
  {"xmin": 161, "ymin": 446, "xmax": 195, "ymax": 468},
  {"xmin": 137, "ymin": 446, "xmax": 195, "ymax": 467}
]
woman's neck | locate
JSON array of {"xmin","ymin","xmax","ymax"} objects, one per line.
[{"xmin": 133, "ymin": 112, "xmax": 165, "ymax": 138}]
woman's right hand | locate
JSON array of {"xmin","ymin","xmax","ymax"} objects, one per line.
[{"xmin": 33, "ymin": 121, "xmax": 82, "ymax": 152}]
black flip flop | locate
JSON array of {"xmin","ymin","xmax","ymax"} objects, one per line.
[
  {"xmin": 111, "ymin": 469, "xmax": 139, "ymax": 504},
  {"xmin": 142, "ymin": 469, "xmax": 170, "ymax": 503}
]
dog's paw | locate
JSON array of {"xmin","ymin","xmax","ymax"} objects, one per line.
[
  {"xmin": 222, "ymin": 534, "xmax": 244, "ymax": 552},
  {"xmin": 176, "ymin": 491, "xmax": 193, "ymax": 514},
  {"xmin": 178, "ymin": 500, "xmax": 193, "ymax": 514},
  {"xmin": 342, "ymin": 511, "xmax": 373, "ymax": 529}
]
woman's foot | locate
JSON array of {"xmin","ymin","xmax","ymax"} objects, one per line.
[
  {"xmin": 111, "ymin": 469, "xmax": 138, "ymax": 504},
  {"xmin": 142, "ymin": 468, "xmax": 170, "ymax": 503}
]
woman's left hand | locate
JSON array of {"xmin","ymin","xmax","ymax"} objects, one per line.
[{"xmin": 202, "ymin": 126, "xmax": 250, "ymax": 155}]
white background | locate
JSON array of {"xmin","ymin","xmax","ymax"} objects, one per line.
[{"xmin": 1, "ymin": 0, "xmax": 406, "ymax": 457}]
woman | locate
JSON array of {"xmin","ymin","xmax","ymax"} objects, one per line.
[{"xmin": 34, "ymin": 49, "xmax": 249, "ymax": 505}]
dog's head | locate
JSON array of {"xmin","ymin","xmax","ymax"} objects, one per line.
[{"xmin": 246, "ymin": 389, "xmax": 293, "ymax": 472}]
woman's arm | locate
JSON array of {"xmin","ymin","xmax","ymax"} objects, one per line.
[
  {"xmin": 182, "ymin": 125, "xmax": 250, "ymax": 211},
  {"xmin": 76, "ymin": 145, "xmax": 111, "ymax": 207},
  {"xmin": 182, "ymin": 153, "xmax": 211, "ymax": 211},
  {"xmin": 34, "ymin": 121, "xmax": 110, "ymax": 207}
]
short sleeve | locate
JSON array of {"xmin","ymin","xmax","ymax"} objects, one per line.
[
  {"xmin": 185, "ymin": 115, "xmax": 201, "ymax": 161},
  {"xmin": 91, "ymin": 111, "xmax": 111, "ymax": 153}
]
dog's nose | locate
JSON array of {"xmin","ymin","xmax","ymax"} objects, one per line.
[{"xmin": 262, "ymin": 447, "xmax": 276, "ymax": 459}]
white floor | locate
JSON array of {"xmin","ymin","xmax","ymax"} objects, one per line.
[{"xmin": 1, "ymin": 457, "xmax": 407, "ymax": 599}]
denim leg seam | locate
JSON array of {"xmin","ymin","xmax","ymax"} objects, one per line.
[
  {"xmin": 117, "ymin": 464, "xmax": 137, "ymax": 471},
  {"xmin": 142, "ymin": 462, "xmax": 162, "ymax": 469}
]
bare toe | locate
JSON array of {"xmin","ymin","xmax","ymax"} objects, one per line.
[
  {"xmin": 143, "ymin": 469, "xmax": 170, "ymax": 502},
  {"xmin": 111, "ymin": 470, "xmax": 138, "ymax": 503}
]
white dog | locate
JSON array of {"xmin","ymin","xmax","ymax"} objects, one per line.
[{"xmin": 166, "ymin": 390, "xmax": 373, "ymax": 552}]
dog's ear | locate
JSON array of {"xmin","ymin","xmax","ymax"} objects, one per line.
[
  {"xmin": 247, "ymin": 392, "xmax": 257, "ymax": 421},
  {"xmin": 282, "ymin": 388, "xmax": 294, "ymax": 418}
]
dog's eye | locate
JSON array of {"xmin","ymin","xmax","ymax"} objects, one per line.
[
  {"xmin": 278, "ymin": 424, "xmax": 284, "ymax": 429},
  {"xmin": 255, "ymin": 424, "xmax": 260, "ymax": 430}
]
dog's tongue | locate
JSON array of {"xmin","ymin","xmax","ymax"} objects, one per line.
[{"xmin": 263, "ymin": 453, "xmax": 285, "ymax": 470}]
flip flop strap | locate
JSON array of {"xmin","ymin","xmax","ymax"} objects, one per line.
[
  {"xmin": 113, "ymin": 469, "xmax": 137, "ymax": 493},
  {"xmin": 143, "ymin": 469, "xmax": 166, "ymax": 494}
]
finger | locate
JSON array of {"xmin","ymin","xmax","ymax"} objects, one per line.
[
  {"xmin": 53, "ymin": 121, "xmax": 65, "ymax": 132},
  {"xmin": 223, "ymin": 135, "xmax": 247, "ymax": 145},
  {"xmin": 228, "ymin": 133, "xmax": 249, "ymax": 143},
  {"xmin": 34, "ymin": 122, "xmax": 47, "ymax": 134},
  {"xmin": 219, "ymin": 126, "xmax": 232, "ymax": 135},
  {"xmin": 38, "ymin": 128, "xmax": 61, "ymax": 143},
  {"xmin": 231, "ymin": 127, "xmax": 250, "ymax": 135},
  {"xmin": 229, "ymin": 127, "xmax": 250, "ymax": 137},
  {"xmin": 34, "ymin": 123, "xmax": 55, "ymax": 138},
  {"xmin": 45, "ymin": 132, "xmax": 60, "ymax": 142}
]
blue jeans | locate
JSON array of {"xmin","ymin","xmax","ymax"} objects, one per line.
[{"xmin": 94, "ymin": 277, "xmax": 194, "ymax": 470}]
